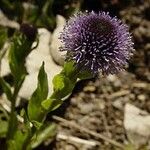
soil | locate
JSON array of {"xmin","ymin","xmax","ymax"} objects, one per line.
[{"xmin": 51, "ymin": 0, "xmax": 150, "ymax": 150}]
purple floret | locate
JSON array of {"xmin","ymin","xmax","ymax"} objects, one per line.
[{"xmin": 60, "ymin": 11, "xmax": 134, "ymax": 75}]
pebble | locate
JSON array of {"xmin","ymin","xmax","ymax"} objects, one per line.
[
  {"xmin": 78, "ymin": 103, "xmax": 94, "ymax": 114},
  {"xmin": 50, "ymin": 15, "xmax": 66, "ymax": 66},
  {"xmin": 107, "ymin": 74, "xmax": 117, "ymax": 82},
  {"xmin": 83, "ymin": 86, "xmax": 96, "ymax": 92},
  {"xmin": 124, "ymin": 103, "xmax": 150, "ymax": 148},
  {"xmin": 65, "ymin": 144, "xmax": 77, "ymax": 150},
  {"xmin": 113, "ymin": 80, "xmax": 122, "ymax": 88},
  {"xmin": 137, "ymin": 94, "xmax": 146, "ymax": 101}
]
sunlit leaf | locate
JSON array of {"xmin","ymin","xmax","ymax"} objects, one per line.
[
  {"xmin": 41, "ymin": 98, "xmax": 63, "ymax": 111},
  {"xmin": 52, "ymin": 74, "xmax": 65, "ymax": 91},
  {"xmin": 52, "ymin": 74, "xmax": 74, "ymax": 99}
]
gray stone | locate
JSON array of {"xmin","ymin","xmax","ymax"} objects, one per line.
[
  {"xmin": 0, "ymin": 10, "xmax": 19, "ymax": 29},
  {"xmin": 124, "ymin": 103, "xmax": 150, "ymax": 148},
  {"xmin": 50, "ymin": 15, "xmax": 66, "ymax": 66}
]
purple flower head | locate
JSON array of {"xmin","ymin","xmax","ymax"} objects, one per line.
[{"xmin": 60, "ymin": 11, "xmax": 134, "ymax": 75}]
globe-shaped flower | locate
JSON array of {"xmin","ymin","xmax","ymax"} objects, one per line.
[{"xmin": 60, "ymin": 11, "xmax": 134, "ymax": 75}]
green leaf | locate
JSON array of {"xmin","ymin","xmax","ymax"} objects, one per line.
[
  {"xmin": 28, "ymin": 63, "xmax": 48, "ymax": 123},
  {"xmin": 31, "ymin": 123, "xmax": 56, "ymax": 149},
  {"xmin": 0, "ymin": 27, "xmax": 7, "ymax": 49},
  {"xmin": 14, "ymin": 131, "xmax": 30, "ymax": 150},
  {"xmin": 20, "ymin": 109, "xmax": 31, "ymax": 134},
  {"xmin": 52, "ymin": 74, "xmax": 75, "ymax": 99},
  {"xmin": 7, "ymin": 140, "xmax": 16, "ymax": 150},
  {"xmin": 7, "ymin": 111, "xmax": 31, "ymax": 149},
  {"xmin": 0, "ymin": 120, "xmax": 8, "ymax": 138},
  {"xmin": 20, "ymin": 109, "xmax": 33, "ymax": 150},
  {"xmin": 8, "ymin": 38, "xmax": 26, "ymax": 83},
  {"xmin": 52, "ymin": 74, "xmax": 65, "ymax": 91},
  {"xmin": 41, "ymin": 98, "xmax": 63, "ymax": 111},
  {"xmin": 62, "ymin": 62, "xmax": 93, "ymax": 80},
  {"xmin": 7, "ymin": 130, "xmax": 30, "ymax": 150},
  {"xmin": 8, "ymin": 33, "xmax": 36, "ymax": 84},
  {"xmin": 77, "ymin": 70, "xmax": 93, "ymax": 80},
  {"xmin": 0, "ymin": 77, "xmax": 12, "ymax": 101},
  {"xmin": 9, "ymin": 34, "xmax": 32, "ymax": 63},
  {"xmin": 32, "ymin": 121, "xmax": 42, "ymax": 130},
  {"xmin": 62, "ymin": 62, "xmax": 75, "ymax": 77},
  {"xmin": 49, "ymin": 62, "xmax": 93, "ymax": 111},
  {"xmin": 8, "ymin": 40, "xmax": 19, "ymax": 77}
]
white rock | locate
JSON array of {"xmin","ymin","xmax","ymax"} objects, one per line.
[
  {"xmin": 50, "ymin": 15, "xmax": 66, "ymax": 66},
  {"xmin": 1, "ymin": 55, "xmax": 10, "ymax": 76},
  {"xmin": 124, "ymin": 103, "xmax": 150, "ymax": 148},
  {"xmin": 19, "ymin": 72, "xmax": 38, "ymax": 99},
  {"xmin": 0, "ymin": 42, "xmax": 11, "ymax": 76},
  {"xmin": 137, "ymin": 94, "xmax": 146, "ymax": 101},
  {"xmin": 19, "ymin": 28, "xmax": 62, "ymax": 99},
  {"xmin": 1, "ymin": 28, "xmax": 63, "ymax": 100},
  {"xmin": 0, "ymin": 10, "xmax": 19, "ymax": 29},
  {"xmin": 107, "ymin": 74, "xmax": 117, "ymax": 82}
]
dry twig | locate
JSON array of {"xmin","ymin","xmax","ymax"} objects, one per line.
[
  {"xmin": 52, "ymin": 115, "xmax": 125, "ymax": 149},
  {"xmin": 108, "ymin": 90, "xmax": 130, "ymax": 99},
  {"xmin": 57, "ymin": 133, "xmax": 98, "ymax": 146}
]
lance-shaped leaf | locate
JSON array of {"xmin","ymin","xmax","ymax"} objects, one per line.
[
  {"xmin": 27, "ymin": 63, "xmax": 48, "ymax": 123},
  {"xmin": 8, "ymin": 34, "xmax": 32, "ymax": 82},
  {"xmin": 41, "ymin": 98, "xmax": 62, "ymax": 112}
]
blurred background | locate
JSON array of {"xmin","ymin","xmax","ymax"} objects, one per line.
[{"xmin": 0, "ymin": 0, "xmax": 150, "ymax": 150}]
